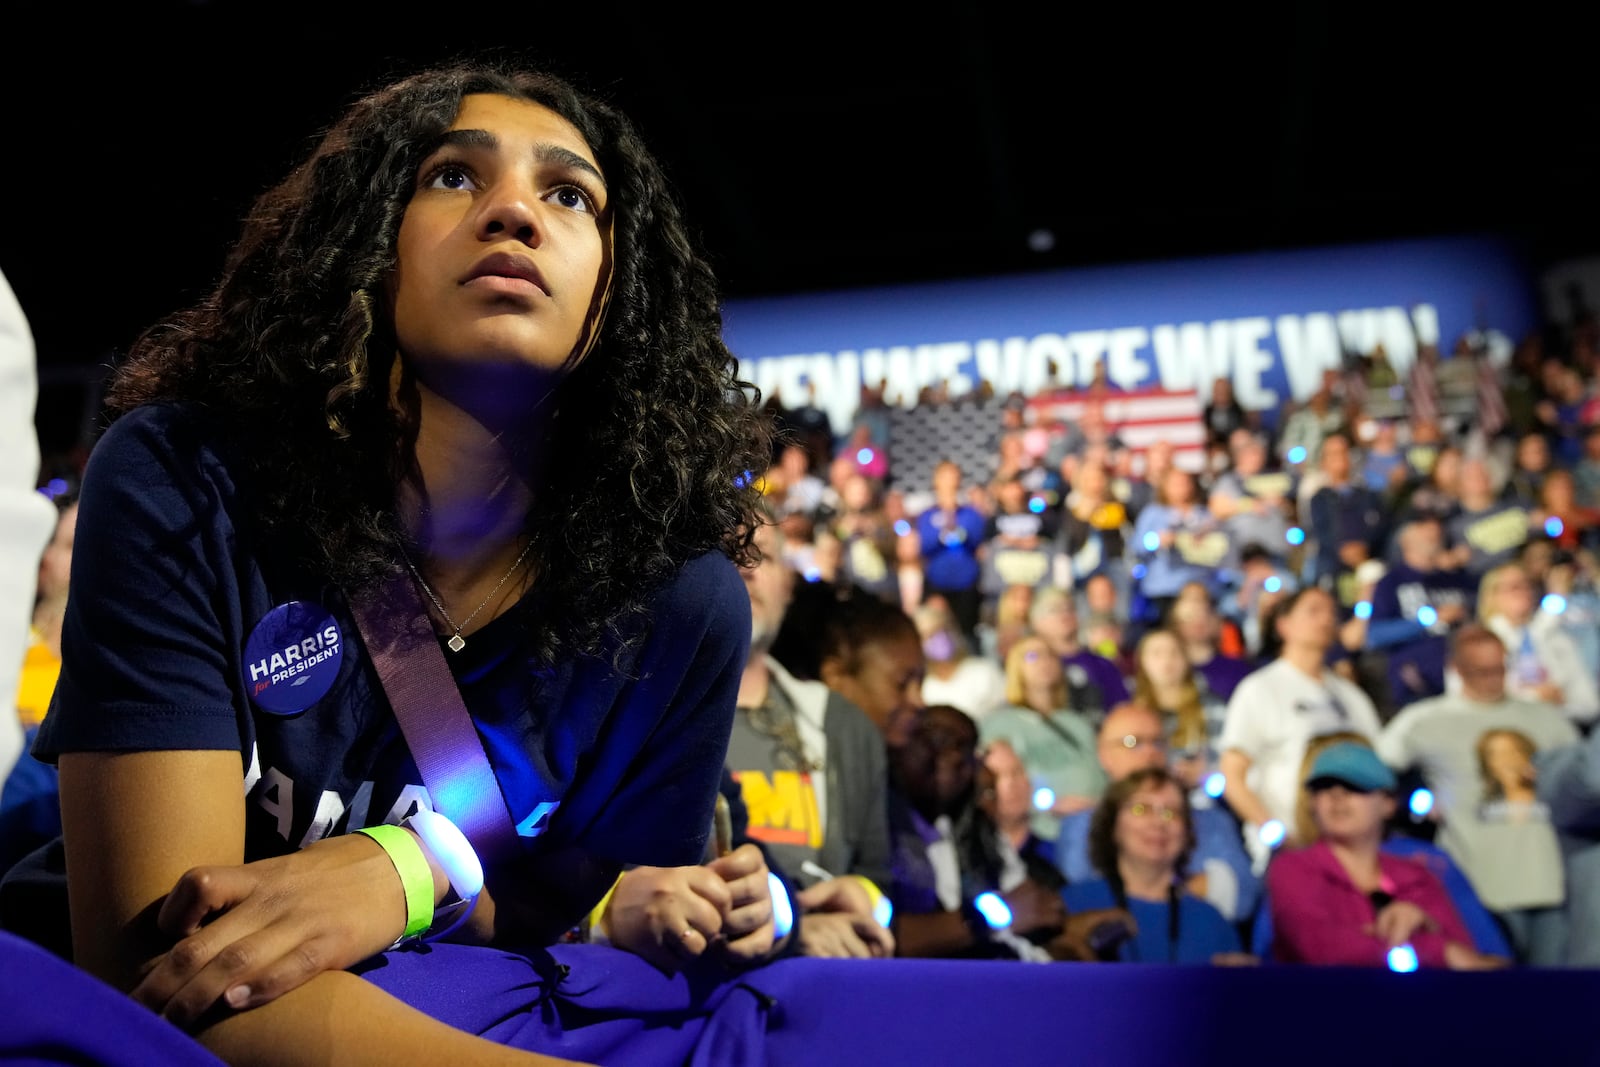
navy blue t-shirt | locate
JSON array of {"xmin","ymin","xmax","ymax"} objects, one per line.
[{"xmin": 26, "ymin": 404, "xmax": 747, "ymax": 915}]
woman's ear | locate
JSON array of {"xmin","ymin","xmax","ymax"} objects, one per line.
[{"xmin": 818, "ymin": 656, "xmax": 846, "ymax": 692}]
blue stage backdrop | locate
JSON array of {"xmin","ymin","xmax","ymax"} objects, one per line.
[{"xmin": 723, "ymin": 235, "xmax": 1540, "ymax": 436}]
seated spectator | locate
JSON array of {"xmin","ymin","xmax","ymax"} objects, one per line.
[
  {"xmin": 730, "ymin": 523, "xmax": 893, "ymax": 896},
  {"xmin": 1450, "ymin": 456, "xmax": 1537, "ymax": 577},
  {"xmin": 1307, "ymin": 432, "xmax": 1387, "ymax": 606},
  {"xmin": 1359, "ymin": 420, "xmax": 1408, "ymax": 495},
  {"xmin": 979, "ymin": 637, "xmax": 1107, "ymax": 842},
  {"xmin": 1364, "ymin": 517, "xmax": 1476, "ymax": 709},
  {"xmin": 981, "ymin": 477, "xmax": 1056, "ymax": 602},
  {"xmin": 830, "ymin": 473, "xmax": 899, "ymax": 603},
  {"xmin": 1537, "ymin": 706, "xmax": 1600, "ymax": 965},
  {"xmin": 1228, "ymin": 544, "xmax": 1299, "ymax": 659},
  {"xmin": 1536, "ymin": 468, "xmax": 1600, "ymax": 555},
  {"xmin": 1219, "ymin": 587, "xmax": 1382, "ymax": 849},
  {"xmin": 1132, "ymin": 628, "xmax": 1226, "ymax": 791},
  {"xmin": 1028, "ymin": 586, "xmax": 1130, "ymax": 713},
  {"xmin": 816, "ymin": 592, "xmax": 929, "ymax": 749},
  {"xmin": 917, "ymin": 459, "xmax": 988, "ymax": 645},
  {"xmin": 1267, "ymin": 742, "xmax": 1507, "ymax": 970},
  {"xmin": 1057, "ymin": 703, "xmax": 1259, "ymax": 924},
  {"xmin": 1063, "ymin": 767, "xmax": 1246, "ymax": 964},
  {"xmin": 1168, "ymin": 581, "xmax": 1255, "ymax": 701},
  {"xmin": 1203, "ymin": 376, "xmax": 1248, "ymax": 449},
  {"xmin": 1207, "ymin": 431, "xmax": 1293, "ymax": 572},
  {"xmin": 1506, "ymin": 431, "xmax": 1553, "ymax": 509},
  {"xmin": 1130, "ymin": 468, "xmax": 1225, "ymax": 627},
  {"xmin": 1057, "ymin": 457, "xmax": 1129, "ymax": 592},
  {"xmin": 1478, "ymin": 562, "xmax": 1600, "ymax": 725},
  {"xmin": 16, "ymin": 491, "xmax": 75, "ymax": 730},
  {"xmin": 889, "ymin": 706, "xmax": 1089, "ymax": 961},
  {"xmin": 1377, "ymin": 625, "xmax": 1577, "ymax": 964},
  {"xmin": 915, "ymin": 599, "xmax": 1006, "ymax": 723},
  {"xmin": 1573, "ymin": 422, "xmax": 1600, "ymax": 510},
  {"xmin": 975, "ymin": 737, "xmax": 1063, "ymax": 880}
]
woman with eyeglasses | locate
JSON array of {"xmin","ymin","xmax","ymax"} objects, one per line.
[{"xmin": 1063, "ymin": 767, "xmax": 1243, "ymax": 963}]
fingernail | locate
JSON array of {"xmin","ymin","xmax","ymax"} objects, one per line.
[{"xmin": 225, "ymin": 985, "xmax": 252, "ymax": 1009}]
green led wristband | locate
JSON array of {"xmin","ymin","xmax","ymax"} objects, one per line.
[{"xmin": 356, "ymin": 824, "xmax": 433, "ymax": 941}]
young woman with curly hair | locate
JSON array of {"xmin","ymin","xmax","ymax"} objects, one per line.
[{"xmin": 3, "ymin": 62, "xmax": 769, "ymax": 1064}]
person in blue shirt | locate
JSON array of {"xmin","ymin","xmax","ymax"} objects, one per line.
[
  {"xmin": 1364, "ymin": 518, "xmax": 1476, "ymax": 708},
  {"xmin": 0, "ymin": 61, "xmax": 769, "ymax": 1065},
  {"xmin": 917, "ymin": 460, "xmax": 989, "ymax": 645},
  {"xmin": 1062, "ymin": 766, "xmax": 1244, "ymax": 964}
]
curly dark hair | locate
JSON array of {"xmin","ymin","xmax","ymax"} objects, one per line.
[
  {"xmin": 1086, "ymin": 766, "xmax": 1194, "ymax": 887},
  {"xmin": 105, "ymin": 60, "xmax": 769, "ymax": 663}
]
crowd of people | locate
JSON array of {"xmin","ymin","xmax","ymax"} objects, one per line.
[
  {"xmin": 4, "ymin": 53, "xmax": 1600, "ymax": 1067},
  {"xmin": 749, "ymin": 314, "xmax": 1600, "ymax": 971}
]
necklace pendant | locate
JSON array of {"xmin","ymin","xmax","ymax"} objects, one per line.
[{"xmin": 447, "ymin": 633, "xmax": 466, "ymax": 653}]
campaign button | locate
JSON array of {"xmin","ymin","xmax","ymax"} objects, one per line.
[{"xmin": 243, "ymin": 601, "xmax": 343, "ymax": 715}]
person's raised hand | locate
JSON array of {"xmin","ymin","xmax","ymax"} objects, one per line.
[
  {"xmin": 131, "ymin": 830, "xmax": 433, "ymax": 1029},
  {"xmin": 602, "ymin": 863, "xmax": 732, "ymax": 973}
]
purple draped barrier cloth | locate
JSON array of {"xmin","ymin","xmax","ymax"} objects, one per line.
[
  {"xmin": 0, "ymin": 931, "xmax": 225, "ymax": 1067},
  {"xmin": 12, "ymin": 932, "xmax": 1600, "ymax": 1066}
]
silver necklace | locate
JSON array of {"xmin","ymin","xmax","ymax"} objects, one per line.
[{"xmin": 400, "ymin": 541, "xmax": 534, "ymax": 653}]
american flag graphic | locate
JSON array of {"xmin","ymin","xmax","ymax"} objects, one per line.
[{"xmin": 1028, "ymin": 388, "xmax": 1207, "ymax": 473}]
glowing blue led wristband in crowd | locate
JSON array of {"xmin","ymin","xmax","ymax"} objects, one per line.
[
  {"xmin": 973, "ymin": 891, "xmax": 1013, "ymax": 930},
  {"xmin": 768, "ymin": 872, "xmax": 795, "ymax": 940},
  {"xmin": 1387, "ymin": 944, "xmax": 1419, "ymax": 973},
  {"xmin": 401, "ymin": 808, "xmax": 484, "ymax": 942}
]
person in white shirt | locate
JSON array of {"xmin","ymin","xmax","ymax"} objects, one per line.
[
  {"xmin": 1478, "ymin": 562, "xmax": 1600, "ymax": 726},
  {"xmin": 1218, "ymin": 587, "xmax": 1382, "ymax": 850},
  {"xmin": 914, "ymin": 599, "xmax": 1006, "ymax": 723}
]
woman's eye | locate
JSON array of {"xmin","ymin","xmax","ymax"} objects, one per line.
[
  {"xmin": 548, "ymin": 186, "xmax": 595, "ymax": 214},
  {"xmin": 425, "ymin": 165, "xmax": 477, "ymax": 191}
]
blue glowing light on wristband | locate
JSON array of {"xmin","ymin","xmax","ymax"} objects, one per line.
[
  {"xmin": 1354, "ymin": 600, "xmax": 1373, "ymax": 619},
  {"xmin": 1143, "ymin": 532, "xmax": 1160, "ymax": 552},
  {"xmin": 1409, "ymin": 789, "xmax": 1434, "ymax": 818},
  {"xmin": 1029, "ymin": 496, "xmax": 1047, "ymax": 514},
  {"xmin": 1033, "ymin": 787, "xmax": 1056, "ymax": 811},
  {"xmin": 1543, "ymin": 594, "xmax": 1568, "ymax": 616},
  {"xmin": 1546, "ymin": 517, "xmax": 1564, "ymax": 539},
  {"xmin": 894, "ymin": 519, "xmax": 911, "ymax": 537},
  {"xmin": 1287, "ymin": 447, "xmax": 1308, "ymax": 465},
  {"xmin": 1258, "ymin": 820, "xmax": 1286, "ymax": 848},
  {"xmin": 874, "ymin": 895, "xmax": 894, "ymax": 928},
  {"xmin": 1264, "ymin": 576, "xmax": 1282, "ymax": 594},
  {"xmin": 1204, "ymin": 772, "xmax": 1226, "ymax": 799},
  {"xmin": 1417, "ymin": 605, "xmax": 1438, "ymax": 627},
  {"xmin": 974, "ymin": 891, "xmax": 1013, "ymax": 930},
  {"xmin": 857, "ymin": 448, "xmax": 875, "ymax": 465},
  {"xmin": 1387, "ymin": 944, "xmax": 1419, "ymax": 973},
  {"xmin": 1286, "ymin": 527, "xmax": 1306, "ymax": 546},
  {"xmin": 767, "ymin": 871, "xmax": 794, "ymax": 940}
]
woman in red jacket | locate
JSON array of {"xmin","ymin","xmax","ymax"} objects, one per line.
[{"xmin": 1267, "ymin": 742, "xmax": 1503, "ymax": 969}]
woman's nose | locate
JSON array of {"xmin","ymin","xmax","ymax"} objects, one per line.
[{"xmin": 478, "ymin": 181, "xmax": 542, "ymax": 245}]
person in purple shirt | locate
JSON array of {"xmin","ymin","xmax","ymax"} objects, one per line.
[
  {"xmin": 1167, "ymin": 583, "xmax": 1256, "ymax": 702},
  {"xmin": 1028, "ymin": 587, "xmax": 1129, "ymax": 723}
]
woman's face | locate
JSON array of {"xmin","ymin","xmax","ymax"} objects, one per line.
[
  {"xmin": 1278, "ymin": 590, "xmax": 1337, "ymax": 651},
  {"xmin": 828, "ymin": 633, "xmax": 926, "ymax": 748},
  {"xmin": 1138, "ymin": 632, "xmax": 1189, "ymax": 689},
  {"xmin": 1483, "ymin": 734, "xmax": 1534, "ymax": 792},
  {"xmin": 1163, "ymin": 468, "xmax": 1195, "ymax": 506},
  {"xmin": 1113, "ymin": 781, "xmax": 1188, "ymax": 872},
  {"xmin": 1311, "ymin": 783, "xmax": 1393, "ymax": 843},
  {"xmin": 391, "ymin": 94, "xmax": 610, "ymax": 385},
  {"xmin": 1019, "ymin": 642, "xmax": 1063, "ymax": 690}
]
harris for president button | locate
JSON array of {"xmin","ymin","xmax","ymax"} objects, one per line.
[{"xmin": 243, "ymin": 601, "xmax": 343, "ymax": 715}]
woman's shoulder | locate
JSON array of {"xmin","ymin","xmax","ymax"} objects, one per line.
[{"xmin": 643, "ymin": 550, "xmax": 750, "ymax": 642}]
